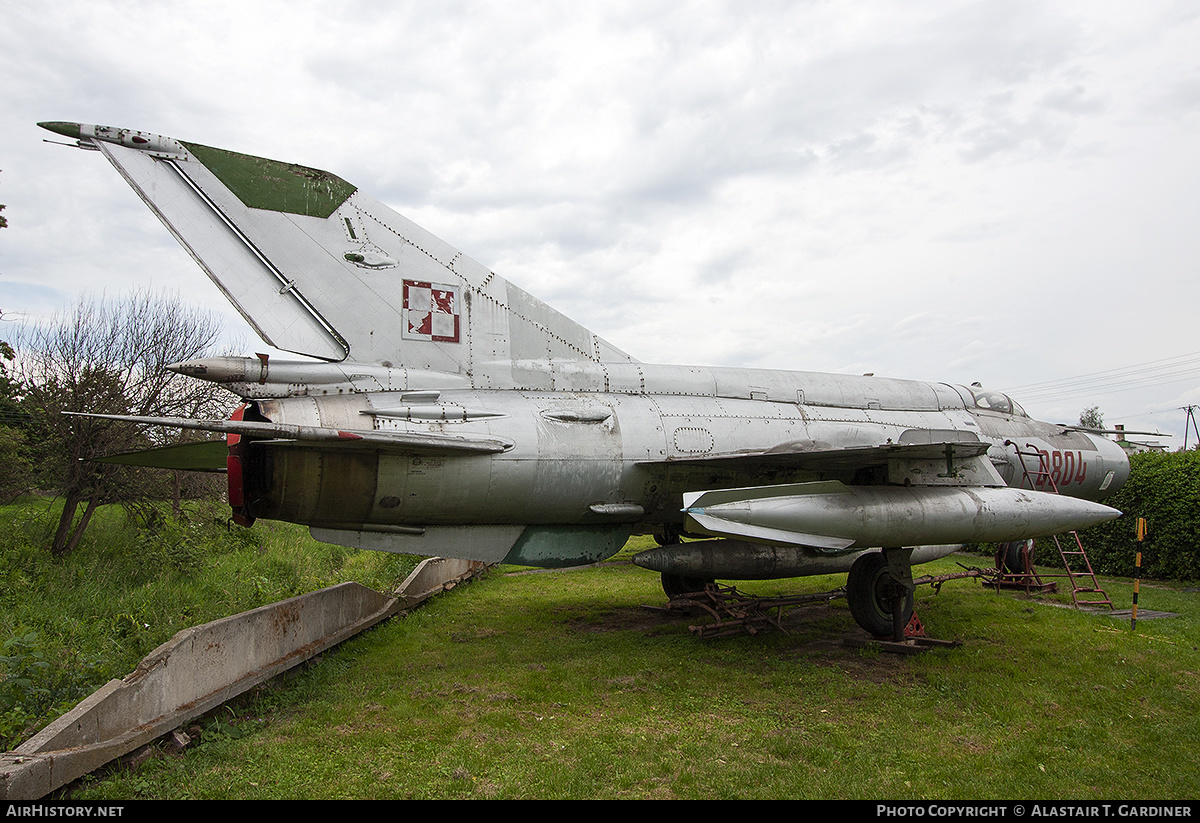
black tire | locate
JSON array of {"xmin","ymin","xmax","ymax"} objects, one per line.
[
  {"xmin": 661, "ymin": 573, "xmax": 713, "ymax": 598},
  {"xmin": 846, "ymin": 552, "xmax": 914, "ymax": 637},
  {"xmin": 999, "ymin": 540, "xmax": 1030, "ymax": 574}
]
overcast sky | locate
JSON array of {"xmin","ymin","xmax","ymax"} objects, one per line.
[{"xmin": 2, "ymin": 1, "xmax": 1198, "ymax": 443}]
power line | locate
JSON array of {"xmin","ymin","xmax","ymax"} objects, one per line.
[
  {"xmin": 1003, "ymin": 352, "xmax": 1200, "ymax": 392},
  {"xmin": 1001, "ymin": 352, "xmax": 1200, "ymax": 404}
]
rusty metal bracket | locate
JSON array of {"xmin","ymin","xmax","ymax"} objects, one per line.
[
  {"xmin": 918, "ymin": 564, "xmax": 997, "ymax": 594},
  {"xmin": 663, "ymin": 583, "xmax": 845, "ymax": 639},
  {"xmin": 662, "ymin": 565, "xmax": 996, "ymax": 641}
]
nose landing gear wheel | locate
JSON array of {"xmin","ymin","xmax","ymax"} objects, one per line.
[{"xmin": 846, "ymin": 551, "xmax": 914, "ymax": 638}]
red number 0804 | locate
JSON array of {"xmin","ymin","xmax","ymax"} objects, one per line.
[{"xmin": 1034, "ymin": 449, "xmax": 1086, "ymax": 489}]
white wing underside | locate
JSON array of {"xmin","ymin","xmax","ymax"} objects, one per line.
[{"xmin": 94, "ymin": 140, "xmax": 635, "ymax": 385}]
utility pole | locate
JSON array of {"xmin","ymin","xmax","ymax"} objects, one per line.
[{"xmin": 1184, "ymin": 406, "xmax": 1200, "ymax": 450}]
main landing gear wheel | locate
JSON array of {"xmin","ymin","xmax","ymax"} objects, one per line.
[
  {"xmin": 654, "ymin": 527, "xmax": 714, "ymax": 597},
  {"xmin": 661, "ymin": 573, "xmax": 715, "ymax": 598},
  {"xmin": 846, "ymin": 551, "xmax": 914, "ymax": 637}
]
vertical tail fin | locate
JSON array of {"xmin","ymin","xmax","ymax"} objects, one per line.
[{"xmin": 47, "ymin": 122, "xmax": 636, "ymax": 387}]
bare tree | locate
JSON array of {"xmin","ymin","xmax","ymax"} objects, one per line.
[{"xmin": 14, "ymin": 291, "xmax": 234, "ymax": 556}]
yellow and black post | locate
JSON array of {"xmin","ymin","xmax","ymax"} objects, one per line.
[{"xmin": 1132, "ymin": 517, "xmax": 1147, "ymax": 630}]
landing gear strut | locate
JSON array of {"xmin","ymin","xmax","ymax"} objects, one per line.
[{"xmin": 846, "ymin": 548, "xmax": 915, "ymax": 640}]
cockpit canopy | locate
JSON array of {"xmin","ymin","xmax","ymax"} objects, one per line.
[{"xmin": 968, "ymin": 386, "xmax": 1028, "ymax": 417}]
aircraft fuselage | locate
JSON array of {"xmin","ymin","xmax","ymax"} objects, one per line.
[
  {"xmin": 42, "ymin": 119, "xmax": 1134, "ymax": 635},
  {"xmin": 225, "ymin": 361, "xmax": 1128, "ymax": 565}
]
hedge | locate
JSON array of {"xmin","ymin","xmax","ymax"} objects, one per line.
[{"xmin": 1062, "ymin": 449, "xmax": 1200, "ymax": 581}]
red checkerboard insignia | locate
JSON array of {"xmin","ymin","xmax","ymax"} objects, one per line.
[{"xmin": 402, "ymin": 280, "xmax": 461, "ymax": 343}]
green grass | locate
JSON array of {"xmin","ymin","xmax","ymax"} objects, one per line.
[
  {"xmin": 47, "ymin": 535, "xmax": 1200, "ymax": 800},
  {"xmin": 0, "ymin": 497, "xmax": 417, "ymax": 747}
]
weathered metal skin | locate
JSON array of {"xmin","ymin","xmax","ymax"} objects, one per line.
[
  {"xmin": 41, "ymin": 120, "xmax": 1131, "ymax": 623},
  {"xmin": 233, "ymin": 374, "xmax": 1129, "ymax": 537},
  {"xmin": 631, "ymin": 540, "xmax": 963, "ymax": 580},
  {"xmin": 682, "ymin": 484, "xmax": 1120, "ymax": 550}
]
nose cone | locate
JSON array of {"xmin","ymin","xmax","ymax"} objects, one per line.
[
  {"xmin": 631, "ymin": 546, "xmax": 669, "ymax": 573},
  {"xmin": 1085, "ymin": 433, "xmax": 1130, "ymax": 499}
]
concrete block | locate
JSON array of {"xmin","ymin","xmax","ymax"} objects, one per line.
[{"xmin": 1, "ymin": 558, "xmax": 486, "ymax": 800}]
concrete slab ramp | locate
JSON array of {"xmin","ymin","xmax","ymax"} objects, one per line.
[{"xmin": 1, "ymin": 557, "xmax": 486, "ymax": 800}]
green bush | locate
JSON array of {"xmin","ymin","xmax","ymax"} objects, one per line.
[
  {"xmin": 1072, "ymin": 450, "xmax": 1200, "ymax": 580},
  {"xmin": 0, "ymin": 427, "xmax": 33, "ymax": 503}
]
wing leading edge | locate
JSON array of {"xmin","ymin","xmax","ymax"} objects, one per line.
[{"xmin": 642, "ymin": 436, "xmax": 1006, "ymax": 489}]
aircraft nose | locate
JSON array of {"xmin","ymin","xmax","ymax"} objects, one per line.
[{"xmin": 1084, "ymin": 433, "xmax": 1130, "ymax": 498}]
